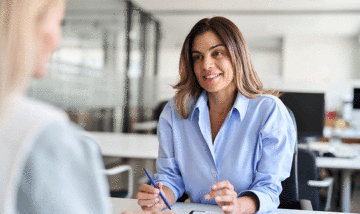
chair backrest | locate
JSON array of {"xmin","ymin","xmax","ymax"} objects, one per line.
[
  {"xmin": 153, "ymin": 101, "xmax": 168, "ymax": 121},
  {"xmin": 278, "ymin": 107, "xmax": 300, "ymax": 209},
  {"xmin": 298, "ymin": 147, "xmax": 322, "ymax": 211}
]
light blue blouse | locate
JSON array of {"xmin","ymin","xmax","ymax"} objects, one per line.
[
  {"xmin": 155, "ymin": 91, "xmax": 296, "ymax": 213},
  {"xmin": 16, "ymin": 122, "xmax": 111, "ymax": 214}
]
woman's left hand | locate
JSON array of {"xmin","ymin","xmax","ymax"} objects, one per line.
[{"xmin": 204, "ymin": 180, "xmax": 257, "ymax": 214}]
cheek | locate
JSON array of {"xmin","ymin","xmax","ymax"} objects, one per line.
[
  {"xmin": 193, "ymin": 65, "xmax": 202, "ymax": 80},
  {"xmin": 42, "ymin": 24, "xmax": 61, "ymax": 53},
  {"xmin": 43, "ymin": 32, "xmax": 58, "ymax": 54}
]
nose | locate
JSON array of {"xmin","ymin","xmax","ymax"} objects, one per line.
[{"xmin": 203, "ymin": 55, "xmax": 214, "ymax": 70}]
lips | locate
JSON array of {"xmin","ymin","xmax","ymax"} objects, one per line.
[{"xmin": 204, "ymin": 73, "xmax": 221, "ymax": 83}]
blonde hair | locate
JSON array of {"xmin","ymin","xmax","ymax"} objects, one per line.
[
  {"xmin": 0, "ymin": 0, "xmax": 61, "ymax": 115},
  {"xmin": 174, "ymin": 16, "xmax": 278, "ymax": 119}
]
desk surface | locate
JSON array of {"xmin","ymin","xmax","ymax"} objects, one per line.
[
  {"xmin": 89, "ymin": 132, "xmax": 159, "ymax": 159},
  {"xmin": 316, "ymin": 155, "xmax": 360, "ymax": 170},
  {"xmin": 301, "ymin": 142, "xmax": 360, "ymax": 170},
  {"xmin": 110, "ymin": 198, "xmax": 343, "ymax": 214}
]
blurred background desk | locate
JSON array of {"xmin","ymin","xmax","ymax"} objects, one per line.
[
  {"xmin": 90, "ymin": 132, "xmax": 159, "ymax": 159},
  {"xmin": 90, "ymin": 132, "xmax": 159, "ymax": 198},
  {"xmin": 110, "ymin": 198, "xmax": 344, "ymax": 214},
  {"xmin": 301, "ymin": 142, "xmax": 360, "ymax": 213}
]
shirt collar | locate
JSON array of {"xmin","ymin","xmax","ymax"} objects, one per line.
[
  {"xmin": 190, "ymin": 90, "xmax": 249, "ymax": 121},
  {"xmin": 232, "ymin": 92, "xmax": 249, "ymax": 121},
  {"xmin": 190, "ymin": 90, "xmax": 208, "ymax": 120}
]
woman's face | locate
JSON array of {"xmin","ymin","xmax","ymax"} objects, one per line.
[
  {"xmin": 34, "ymin": 0, "xmax": 65, "ymax": 78},
  {"xmin": 192, "ymin": 31, "xmax": 236, "ymax": 94}
]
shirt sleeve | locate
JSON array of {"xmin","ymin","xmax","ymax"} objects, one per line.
[
  {"xmin": 16, "ymin": 122, "xmax": 111, "ymax": 214},
  {"xmin": 239, "ymin": 99, "xmax": 296, "ymax": 213},
  {"xmin": 154, "ymin": 100, "xmax": 185, "ymax": 201}
]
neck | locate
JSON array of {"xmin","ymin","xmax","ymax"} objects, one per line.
[{"xmin": 208, "ymin": 86, "xmax": 237, "ymax": 114}]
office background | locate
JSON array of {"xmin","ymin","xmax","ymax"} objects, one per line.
[
  {"xmin": 26, "ymin": 0, "xmax": 360, "ymax": 212},
  {"xmin": 28, "ymin": 0, "xmax": 360, "ymax": 133}
]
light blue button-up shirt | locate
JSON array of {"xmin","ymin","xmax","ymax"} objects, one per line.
[{"xmin": 155, "ymin": 91, "xmax": 296, "ymax": 213}]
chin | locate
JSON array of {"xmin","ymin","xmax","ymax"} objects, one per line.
[{"xmin": 33, "ymin": 67, "xmax": 48, "ymax": 78}]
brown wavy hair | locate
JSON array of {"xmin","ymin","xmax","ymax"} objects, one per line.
[{"xmin": 173, "ymin": 16, "xmax": 278, "ymax": 119}]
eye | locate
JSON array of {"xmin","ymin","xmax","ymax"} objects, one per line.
[
  {"xmin": 213, "ymin": 51, "xmax": 222, "ymax": 56},
  {"xmin": 192, "ymin": 55, "xmax": 203, "ymax": 61}
]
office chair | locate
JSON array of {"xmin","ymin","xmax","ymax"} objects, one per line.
[
  {"xmin": 279, "ymin": 144, "xmax": 300, "ymax": 209},
  {"xmin": 278, "ymin": 107, "xmax": 300, "ymax": 209},
  {"xmin": 105, "ymin": 163, "xmax": 133, "ymax": 198},
  {"xmin": 298, "ymin": 147, "xmax": 334, "ymax": 211}
]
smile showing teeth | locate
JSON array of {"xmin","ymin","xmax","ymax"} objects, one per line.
[{"xmin": 206, "ymin": 74, "xmax": 220, "ymax": 79}]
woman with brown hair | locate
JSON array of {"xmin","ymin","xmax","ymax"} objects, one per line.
[{"xmin": 137, "ymin": 17, "xmax": 296, "ymax": 214}]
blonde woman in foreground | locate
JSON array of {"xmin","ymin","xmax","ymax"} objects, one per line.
[{"xmin": 0, "ymin": 0, "xmax": 111, "ymax": 213}]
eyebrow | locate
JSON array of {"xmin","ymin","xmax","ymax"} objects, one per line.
[{"xmin": 192, "ymin": 44, "xmax": 225, "ymax": 54}]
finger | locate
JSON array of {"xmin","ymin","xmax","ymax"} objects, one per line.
[
  {"xmin": 150, "ymin": 202, "xmax": 164, "ymax": 210},
  {"xmin": 141, "ymin": 201, "xmax": 162, "ymax": 211},
  {"xmin": 205, "ymin": 188, "xmax": 235, "ymax": 200},
  {"xmin": 136, "ymin": 191, "xmax": 159, "ymax": 200},
  {"xmin": 211, "ymin": 188, "xmax": 236, "ymax": 198},
  {"xmin": 212, "ymin": 180, "xmax": 234, "ymax": 191},
  {"xmin": 221, "ymin": 204, "xmax": 235, "ymax": 213},
  {"xmin": 138, "ymin": 197, "xmax": 160, "ymax": 207},
  {"xmin": 156, "ymin": 182, "xmax": 163, "ymax": 190},
  {"xmin": 139, "ymin": 184, "xmax": 160, "ymax": 194},
  {"xmin": 214, "ymin": 195, "xmax": 236, "ymax": 204},
  {"xmin": 204, "ymin": 191, "xmax": 216, "ymax": 200}
]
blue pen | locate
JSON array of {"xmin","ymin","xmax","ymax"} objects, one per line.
[{"xmin": 143, "ymin": 168, "xmax": 171, "ymax": 210}]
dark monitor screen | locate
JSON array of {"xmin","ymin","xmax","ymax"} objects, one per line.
[
  {"xmin": 279, "ymin": 92, "xmax": 325, "ymax": 142},
  {"xmin": 353, "ymin": 88, "xmax": 360, "ymax": 109}
]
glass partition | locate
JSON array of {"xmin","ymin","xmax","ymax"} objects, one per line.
[{"xmin": 29, "ymin": 0, "xmax": 160, "ymax": 133}]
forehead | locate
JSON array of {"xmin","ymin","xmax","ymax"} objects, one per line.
[{"xmin": 192, "ymin": 31, "xmax": 224, "ymax": 51}]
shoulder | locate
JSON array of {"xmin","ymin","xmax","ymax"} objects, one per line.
[
  {"xmin": 35, "ymin": 122, "xmax": 101, "ymax": 160},
  {"xmin": 250, "ymin": 94, "xmax": 295, "ymax": 132},
  {"xmin": 249, "ymin": 94, "xmax": 288, "ymax": 114},
  {"xmin": 159, "ymin": 97, "xmax": 179, "ymax": 120},
  {"xmin": 19, "ymin": 97, "xmax": 100, "ymax": 158},
  {"xmin": 252, "ymin": 94, "xmax": 284, "ymax": 107},
  {"xmin": 161, "ymin": 95, "xmax": 198, "ymax": 121},
  {"xmin": 19, "ymin": 96, "xmax": 69, "ymax": 125}
]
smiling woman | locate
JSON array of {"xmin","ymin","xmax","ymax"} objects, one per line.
[
  {"xmin": 136, "ymin": 16, "xmax": 296, "ymax": 214},
  {"xmin": 192, "ymin": 31, "xmax": 236, "ymax": 94},
  {"xmin": 174, "ymin": 16, "xmax": 279, "ymax": 119}
]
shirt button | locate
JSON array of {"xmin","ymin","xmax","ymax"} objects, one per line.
[{"xmin": 213, "ymin": 174, "xmax": 217, "ymax": 178}]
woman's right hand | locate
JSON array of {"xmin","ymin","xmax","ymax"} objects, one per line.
[{"xmin": 136, "ymin": 183, "xmax": 166, "ymax": 212}]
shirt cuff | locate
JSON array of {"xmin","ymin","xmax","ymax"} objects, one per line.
[
  {"xmin": 238, "ymin": 190, "xmax": 277, "ymax": 213},
  {"xmin": 154, "ymin": 180, "xmax": 182, "ymax": 201}
]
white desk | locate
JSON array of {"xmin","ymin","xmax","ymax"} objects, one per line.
[
  {"xmin": 133, "ymin": 121, "xmax": 158, "ymax": 132},
  {"xmin": 110, "ymin": 198, "xmax": 343, "ymax": 214},
  {"xmin": 303, "ymin": 142, "xmax": 360, "ymax": 213},
  {"xmin": 90, "ymin": 132, "xmax": 159, "ymax": 198},
  {"xmin": 317, "ymin": 155, "xmax": 360, "ymax": 213},
  {"xmin": 89, "ymin": 132, "xmax": 159, "ymax": 159}
]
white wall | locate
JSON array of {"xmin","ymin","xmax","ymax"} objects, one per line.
[
  {"xmin": 157, "ymin": 48, "xmax": 180, "ymax": 102},
  {"xmin": 281, "ymin": 35, "xmax": 358, "ymax": 111},
  {"xmin": 157, "ymin": 35, "xmax": 360, "ymax": 113}
]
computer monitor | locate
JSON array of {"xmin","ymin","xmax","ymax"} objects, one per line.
[
  {"xmin": 353, "ymin": 88, "xmax": 360, "ymax": 109},
  {"xmin": 279, "ymin": 91, "xmax": 325, "ymax": 142}
]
